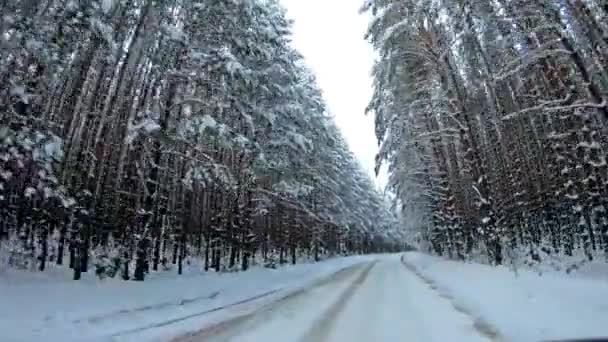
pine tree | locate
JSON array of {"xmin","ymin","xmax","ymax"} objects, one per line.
[
  {"xmin": 0, "ymin": 0, "xmax": 403, "ymax": 280},
  {"xmin": 364, "ymin": 0, "xmax": 608, "ymax": 265}
]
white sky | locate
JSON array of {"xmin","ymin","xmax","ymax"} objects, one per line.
[{"xmin": 280, "ymin": 0, "xmax": 388, "ymax": 188}]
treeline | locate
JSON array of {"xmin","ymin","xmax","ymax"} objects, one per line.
[
  {"xmin": 364, "ymin": 0, "xmax": 608, "ymax": 264},
  {"xmin": 0, "ymin": 0, "xmax": 401, "ymax": 280}
]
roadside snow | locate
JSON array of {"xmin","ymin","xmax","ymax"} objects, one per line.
[
  {"xmin": 0, "ymin": 255, "xmax": 374, "ymax": 342},
  {"xmin": 403, "ymin": 252, "xmax": 608, "ymax": 342}
]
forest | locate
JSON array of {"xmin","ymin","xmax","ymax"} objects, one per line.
[
  {"xmin": 5, "ymin": 0, "xmax": 606, "ymax": 282},
  {"xmin": 364, "ymin": 0, "xmax": 608, "ymax": 265},
  {"xmin": 0, "ymin": 0, "xmax": 402, "ymax": 281}
]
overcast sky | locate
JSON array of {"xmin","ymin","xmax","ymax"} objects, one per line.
[{"xmin": 280, "ymin": 0, "xmax": 387, "ymax": 188}]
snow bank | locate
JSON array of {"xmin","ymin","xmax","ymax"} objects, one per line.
[
  {"xmin": 402, "ymin": 252, "xmax": 608, "ymax": 342},
  {"xmin": 0, "ymin": 255, "xmax": 374, "ymax": 342}
]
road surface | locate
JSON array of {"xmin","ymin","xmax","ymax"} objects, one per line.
[{"xmin": 175, "ymin": 255, "xmax": 494, "ymax": 342}]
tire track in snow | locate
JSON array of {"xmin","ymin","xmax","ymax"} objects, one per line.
[
  {"xmin": 78, "ymin": 291, "xmax": 221, "ymax": 324},
  {"xmin": 296, "ymin": 261, "xmax": 376, "ymax": 342},
  {"xmin": 171, "ymin": 261, "xmax": 373, "ymax": 342},
  {"xmin": 400, "ymin": 255, "xmax": 503, "ymax": 341},
  {"xmin": 111, "ymin": 288, "xmax": 282, "ymax": 338}
]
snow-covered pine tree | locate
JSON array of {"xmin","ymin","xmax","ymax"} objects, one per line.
[
  {"xmin": 0, "ymin": 0, "xmax": 403, "ymax": 280},
  {"xmin": 364, "ymin": 0, "xmax": 608, "ymax": 265}
]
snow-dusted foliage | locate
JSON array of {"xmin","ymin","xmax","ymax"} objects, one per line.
[
  {"xmin": 364, "ymin": 0, "xmax": 608, "ymax": 266},
  {"xmin": 0, "ymin": 0, "xmax": 401, "ymax": 280}
]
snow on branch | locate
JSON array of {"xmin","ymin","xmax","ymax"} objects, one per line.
[
  {"xmin": 493, "ymin": 47, "xmax": 570, "ymax": 83},
  {"xmin": 502, "ymin": 94, "xmax": 607, "ymax": 121}
]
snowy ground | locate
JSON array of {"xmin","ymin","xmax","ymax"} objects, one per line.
[
  {"xmin": 0, "ymin": 255, "xmax": 374, "ymax": 342},
  {"xmin": 403, "ymin": 252, "xmax": 608, "ymax": 342},
  {"xmin": 3, "ymin": 252, "xmax": 608, "ymax": 342}
]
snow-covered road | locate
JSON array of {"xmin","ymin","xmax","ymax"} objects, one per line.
[
  {"xmin": 5, "ymin": 252, "xmax": 607, "ymax": 341},
  {"xmin": 179, "ymin": 255, "xmax": 492, "ymax": 342}
]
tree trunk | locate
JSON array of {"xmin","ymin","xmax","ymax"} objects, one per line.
[
  {"xmin": 80, "ymin": 224, "xmax": 90, "ymax": 273},
  {"xmin": 122, "ymin": 249, "xmax": 130, "ymax": 281},
  {"xmin": 69, "ymin": 241, "xmax": 75, "ymax": 269},
  {"xmin": 204, "ymin": 232, "xmax": 210, "ymax": 271},
  {"xmin": 214, "ymin": 248, "xmax": 221, "ymax": 272},
  {"xmin": 56, "ymin": 218, "xmax": 68, "ymax": 265},
  {"xmin": 229, "ymin": 244, "xmax": 237, "ymax": 269},
  {"xmin": 38, "ymin": 224, "xmax": 48, "ymax": 271},
  {"xmin": 178, "ymin": 232, "xmax": 185, "ymax": 275},
  {"xmin": 172, "ymin": 240, "xmax": 178, "ymax": 264},
  {"xmin": 73, "ymin": 245, "xmax": 81, "ymax": 280},
  {"xmin": 133, "ymin": 237, "xmax": 147, "ymax": 281},
  {"xmin": 242, "ymin": 251, "xmax": 250, "ymax": 271}
]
